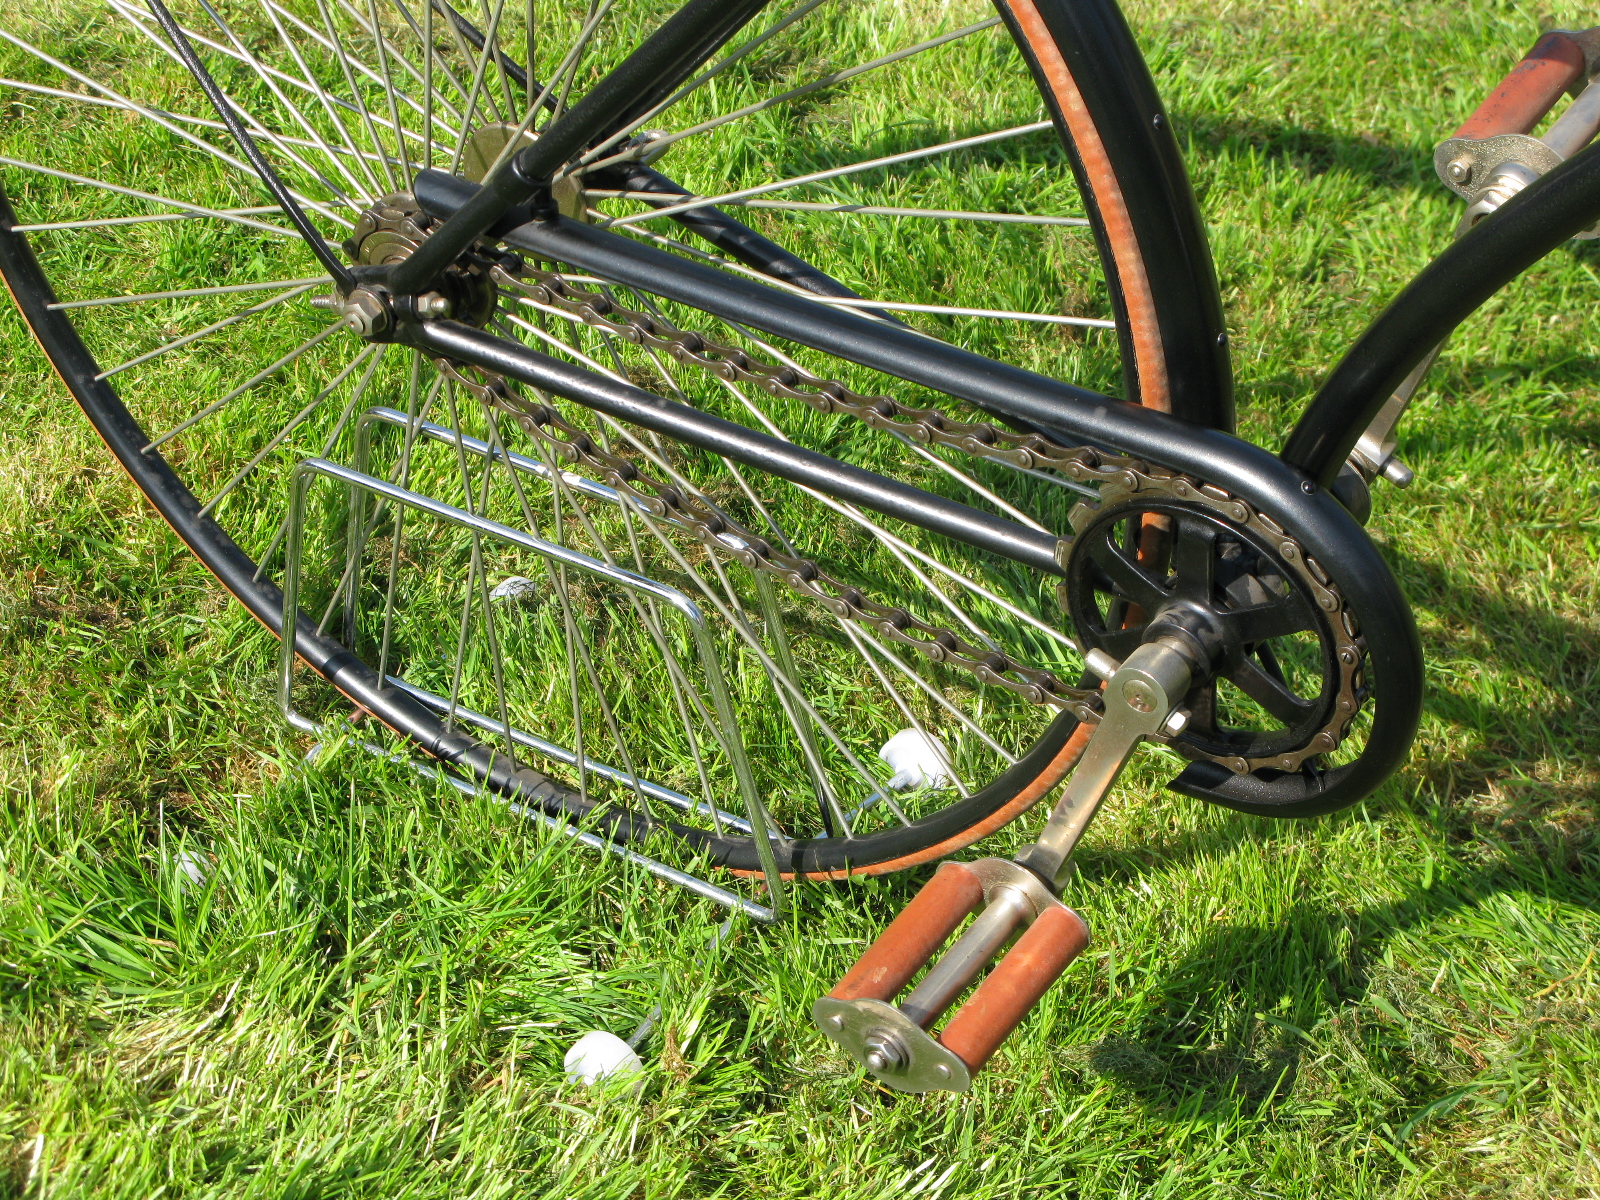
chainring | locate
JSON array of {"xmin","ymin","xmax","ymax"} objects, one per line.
[{"xmin": 1063, "ymin": 474, "xmax": 1368, "ymax": 774}]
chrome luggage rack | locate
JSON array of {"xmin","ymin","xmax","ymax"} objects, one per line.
[{"xmin": 275, "ymin": 405, "xmax": 787, "ymax": 923}]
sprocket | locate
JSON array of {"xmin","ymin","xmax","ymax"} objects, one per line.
[{"xmin": 1061, "ymin": 475, "xmax": 1368, "ymax": 774}]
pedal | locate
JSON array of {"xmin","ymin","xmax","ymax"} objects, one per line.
[
  {"xmin": 815, "ymin": 639, "xmax": 1193, "ymax": 1092},
  {"xmin": 1434, "ymin": 28, "xmax": 1600, "ymax": 233}
]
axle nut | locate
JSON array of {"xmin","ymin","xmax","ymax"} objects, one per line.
[{"xmin": 342, "ymin": 286, "xmax": 390, "ymax": 337}]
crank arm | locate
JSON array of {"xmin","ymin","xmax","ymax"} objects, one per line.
[
  {"xmin": 1014, "ymin": 639, "xmax": 1193, "ymax": 889},
  {"xmin": 813, "ymin": 640, "xmax": 1194, "ymax": 1093}
]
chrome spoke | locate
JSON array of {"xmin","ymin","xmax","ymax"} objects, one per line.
[
  {"xmin": 585, "ymin": 191, "xmax": 1089, "ymax": 226},
  {"xmin": 474, "ymin": 0, "xmax": 615, "ymax": 182},
  {"xmin": 0, "ymin": 30, "xmax": 350, "ymax": 227},
  {"xmin": 12, "ymin": 206, "xmax": 284, "ymax": 234},
  {"xmin": 50, "ymin": 276, "xmax": 329, "ymax": 310},
  {"xmin": 365, "ymin": 0, "xmax": 415, "ymax": 190},
  {"xmin": 578, "ymin": 15, "xmax": 1004, "ymax": 175},
  {"xmin": 142, "ymin": 320, "xmax": 347, "ymax": 453},
  {"xmin": 478, "ymin": 0, "xmax": 519, "ymax": 129},
  {"xmin": 314, "ymin": 0, "xmax": 398, "ymax": 192},
  {"xmin": 447, "ymin": 0, "xmax": 516, "ymax": 173},
  {"xmin": 571, "ymin": 0, "xmax": 832, "ymax": 171},
  {"xmin": 95, "ymin": 283, "xmax": 323, "ymax": 382},
  {"xmin": 377, "ymin": 358, "xmax": 443, "ymax": 678},
  {"xmin": 597, "ymin": 121, "xmax": 1053, "ymax": 228},
  {"xmin": 257, "ymin": 0, "xmax": 383, "ymax": 196},
  {"xmin": 264, "ymin": 0, "xmax": 466, "ymax": 134},
  {"xmin": 106, "ymin": 0, "xmax": 359, "ymax": 207},
  {"xmin": 200, "ymin": 343, "xmax": 382, "ymax": 516},
  {"xmin": 888, "ymin": 432, "xmax": 1050, "ymax": 532},
  {"xmin": 188, "ymin": 0, "xmax": 368, "ymax": 200},
  {"xmin": 0, "ymin": 157, "xmax": 300, "ymax": 239}
]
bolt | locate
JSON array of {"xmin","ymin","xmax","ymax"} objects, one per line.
[
  {"xmin": 1446, "ymin": 155, "xmax": 1473, "ymax": 185},
  {"xmin": 1085, "ymin": 648, "xmax": 1120, "ymax": 681},
  {"xmin": 416, "ymin": 291, "xmax": 452, "ymax": 319},
  {"xmin": 862, "ymin": 1030, "xmax": 908, "ymax": 1073},
  {"xmin": 1160, "ymin": 708, "xmax": 1189, "ymax": 738},
  {"xmin": 1121, "ymin": 678, "xmax": 1158, "ymax": 713}
]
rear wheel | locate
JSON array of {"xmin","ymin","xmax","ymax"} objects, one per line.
[{"xmin": 0, "ymin": 0, "xmax": 1229, "ymax": 876}]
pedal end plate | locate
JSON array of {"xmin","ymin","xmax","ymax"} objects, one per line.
[{"xmin": 812, "ymin": 996, "xmax": 970, "ymax": 1093}]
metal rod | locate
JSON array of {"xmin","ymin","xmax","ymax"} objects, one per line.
[
  {"xmin": 279, "ymin": 456, "xmax": 785, "ymax": 913},
  {"xmin": 386, "ymin": 674, "xmax": 754, "ymax": 833},
  {"xmin": 896, "ymin": 888, "xmax": 1032, "ymax": 1029},
  {"xmin": 303, "ymin": 718, "xmax": 774, "ymax": 921},
  {"xmin": 398, "ymin": 317, "xmax": 1066, "ymax": 576}
]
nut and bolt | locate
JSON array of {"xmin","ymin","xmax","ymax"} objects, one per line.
[
  {"xmin": 862, "ymin": 1030, "xmax": 909, "ymax": 1074},
  {"xmin": 416, "ymin": 291, "xmax": 452, "ymax": 319},
  {"xmin": 1446, "ymin": 155, "xmax": 1473, "ymax": 186},
  {"xmin": 316, "ymin": 286, "xmax": 390, "ymax": 337}
]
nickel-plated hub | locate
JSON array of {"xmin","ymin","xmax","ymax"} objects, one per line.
[{"xmin": 317, "ymin": 192, "xmax": 499, "ymax": 337}]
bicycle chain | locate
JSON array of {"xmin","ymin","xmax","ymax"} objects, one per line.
[{"xmin": 451, "ymin": 261, "xmax": 1364, "ymax": 771}]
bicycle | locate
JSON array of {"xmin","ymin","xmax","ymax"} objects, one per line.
[{"xmin": 2, "ymin": 0, "xmax": 1596, "ymax": 1093}]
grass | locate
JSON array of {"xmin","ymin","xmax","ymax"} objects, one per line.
[{"xmin": 3, "ymin": 0, "xmax": 1600, "ymax": 1195}]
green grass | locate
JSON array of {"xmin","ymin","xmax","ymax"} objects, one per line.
[{"xmin": 4, "ymin": 0, "xmax": 1600, "ymax": 1195}]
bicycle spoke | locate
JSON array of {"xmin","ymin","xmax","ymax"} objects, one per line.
[
  {"xmin": 364, "ymin": 0, "xmax": 415, "ymax": 190},
  {"xmin": 256, "ymin": 0, "xmax": 382, "ymax": 196},
  {"xmin": 50, "ymin": 276, "xmax": 329, "ymax": 310},
  {"xmin": 142, "ymin": 320, "xmax": 346, "ymax": 453},
  {"xmin": 105, "ymin": 0, "xmax": 362, "ymax": 209},
  {"xmin": 314, "ymin": 0, "xmax": 398, "ymax": 192},
  {"xmin": 200, "ymin": 343, "xmax": 383, "ymax": 516},
  {"xmin": 95, "ymin": 285, "xmax": 321, "ymax": 382},
  {"xmin": 579, "ymin": 15, "xmax": 1005, "ymax": 175},
  {"xmin": 571, "ymin": 0, "xmax": 831, "ymax": 170},
  {"xmin": 187, "ymin": 0, "xmax": 366, "ymax": 200},
  {"xmin": 585, "ymin": 191, "xmax": 1089, "ymax": 226},
  {"xmin": 596, "ymin": 122, "xmax": 1052, "ymax": 228},
  {"xmin": 0, "ymin": 158, "xmax": 301, "ymax": 239},
  {"xmin": 447, "ymin": 0, "xmax": 516, "ymax": 172}
]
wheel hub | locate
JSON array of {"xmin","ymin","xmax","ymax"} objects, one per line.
[{"xmin": 326, "ymin": 191, "xmax": 498, "ymax": 333}]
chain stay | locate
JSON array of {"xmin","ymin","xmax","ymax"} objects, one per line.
[
  {"xmin": 434, "ymin": 357, "xmax": 1103, "ymax": 722},
  {"xmin": 457, "ymin": 262, "xmax": 1367, "ymax": 767}
]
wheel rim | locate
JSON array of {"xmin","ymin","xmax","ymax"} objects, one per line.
[{"xmin": 0, "ymin": 0, "xmax": 1200, "ymax": 873}]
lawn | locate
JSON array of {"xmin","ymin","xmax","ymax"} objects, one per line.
[{"xmin": 2, "ymin": 0, "xmax": 1600, "ymax": 1196}]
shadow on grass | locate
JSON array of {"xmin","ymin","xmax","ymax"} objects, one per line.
[
  {"xmin": 1176, "ymin": 116, "xmax": 1438, "ymax": 189},
  {"xmin": 1068, "ymin": 543, "xmax": 1600, "ymax": 1119}
]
